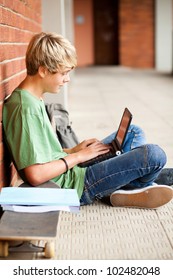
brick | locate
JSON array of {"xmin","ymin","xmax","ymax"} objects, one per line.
[
  {"xmin": 0, "ymin": 142, "xmax": 4, "ymax": 161},
  {"xmin": 0, "ymin": 25, "xmax": 34, "ymax": 43},
  {"xmin": 0, "ymin": 122, "xmax": 2, "ymax": 143},
  {"xmin": 0, "ymin": 9, "xmax": 41, "ymax": 32},
  {"xmin": 0, "ymin": 71, "xmax": 26, "ymax": 101},
  {"xmin": 10, "ymin": 0, "xmax": 42, "ymax": 24},
  {"xmin": 0, "ymin": 43, "xmax": 27, "ymax": 62},
  {"xmin": 1, "ymin": 58, "xmax": 26, "ymax": 81},
  {"xmin": 0, "ymin": 0, "xmax": 42, "ymax": 188}
]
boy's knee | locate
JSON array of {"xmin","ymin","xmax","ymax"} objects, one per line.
[
  {"xmin": 146, "ymin": 144, "xmax": 167, "ymax": 168},
  {"xmin": 129, "ymin": 124, "xmax": 145, "ymax": 136}
]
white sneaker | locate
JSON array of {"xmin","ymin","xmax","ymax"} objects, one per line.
[{"xmin": 110, "ymin": 185, "xmax": 173, "ymax": 209}]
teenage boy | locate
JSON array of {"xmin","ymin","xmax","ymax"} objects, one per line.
[{"xmin": 3, "ymin": 32, "xmax": 173, "ymax": 208}]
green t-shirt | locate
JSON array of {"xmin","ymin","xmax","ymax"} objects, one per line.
[{"xmin": 3, "ymin": 89, "xmax": 86, "ymax": 198}]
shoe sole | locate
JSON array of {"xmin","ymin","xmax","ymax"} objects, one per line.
[{"xmin": 110, "ymin": 185, "xmax": 173, "ymax": 209}]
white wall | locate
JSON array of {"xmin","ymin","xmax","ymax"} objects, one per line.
[{"xmin": 155, "ymin": 0, "xmax": 173, "ymax": 72}]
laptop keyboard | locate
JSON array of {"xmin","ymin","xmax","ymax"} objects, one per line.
[{"xmin": 78, "ymin": 149, "xmax": 121, "ymax": 168}]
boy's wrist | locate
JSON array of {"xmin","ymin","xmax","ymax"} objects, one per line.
[{"xmin": 63, "ymin": 148, "xmax": 72, "ymax": 154}]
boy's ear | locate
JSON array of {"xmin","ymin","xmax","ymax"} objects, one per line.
[{"xmin": 38, "ymin": 66, "xmax": 48, "ymax": 78}]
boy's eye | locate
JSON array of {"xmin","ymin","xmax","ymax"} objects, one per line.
[{"xmin": 62, "ymin": 72, "xmax": 69, "ymax": 76}]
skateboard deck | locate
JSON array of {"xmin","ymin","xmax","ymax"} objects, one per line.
[{"xmin": 0, "ymin": 210, "xmax": 59, "ymax": 258}]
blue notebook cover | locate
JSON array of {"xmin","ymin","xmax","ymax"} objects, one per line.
[{"xmin": 0, "ymin": 187, "xmax": 80, "ymax": 207}]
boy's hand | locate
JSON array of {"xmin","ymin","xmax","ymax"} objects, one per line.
[
  {"xmin": 75, "ymin": 139, "xmax": 111, "ymax": 163},
  {"xmin": 71, "ymin": 138, "xmax": 100, "ymax": 153},
  {"xmin": 63, "ymin": 138, "xmax": 99, "ymax": 154}
]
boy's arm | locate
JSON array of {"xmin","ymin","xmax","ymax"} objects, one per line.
[
  {"xmin": 24, "ymin": 141, "xmax": 110, "ymax": 186},
  {"xmin": 23, "ymin": 154, "xmax": 80, "ymax": 186}
]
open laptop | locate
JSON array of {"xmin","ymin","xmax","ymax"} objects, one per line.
[{"xmin": 78, "ymin": 108, "xmax": 132, "ymax": 167}]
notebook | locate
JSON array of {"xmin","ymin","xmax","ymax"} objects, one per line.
[
  {"xmin": 0, "ymin": 187, "xmax": 80, "ymax": 213},
  {"xmin": 78, "ymin": 108, "xmax": 132, "ymax": 167}
]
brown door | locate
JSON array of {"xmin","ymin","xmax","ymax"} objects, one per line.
[{"xmin": 94, "ymin": 0, "xmax": 119, "ymax": 65}]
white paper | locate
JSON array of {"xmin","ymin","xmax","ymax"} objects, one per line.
[{"xmin": 2, "ymin": 204, "xmax": 79, "ymax": 213}]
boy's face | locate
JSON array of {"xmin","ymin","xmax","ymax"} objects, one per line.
[{"xmin": 42, "ymin": 67, "xmax": 72, "ymax": 94}]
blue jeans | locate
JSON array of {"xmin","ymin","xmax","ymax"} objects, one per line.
[{"xmin": 80, "ymin": 125, "xmax": 167, "ymax": 205}]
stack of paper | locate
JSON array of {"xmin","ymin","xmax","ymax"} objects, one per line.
[{"xmin": 0, "ymin": 187, "xmax": 80, "ymax": 213}]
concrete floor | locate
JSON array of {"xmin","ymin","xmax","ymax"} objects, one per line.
[{"xmin": 1, "ymin": 66, "xmax": 173, "ymax": 260}]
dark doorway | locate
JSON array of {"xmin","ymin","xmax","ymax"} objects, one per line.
[{"xmin": 93, "ymin": 0, "xmax": 119, "ymax": 65}]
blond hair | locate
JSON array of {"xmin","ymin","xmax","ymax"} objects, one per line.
[{"xmin": 26, "ymin": 32, "xmax": 77, "ymax": 75}]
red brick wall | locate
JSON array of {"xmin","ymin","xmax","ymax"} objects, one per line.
[
  {"xmin": 119, "ymin": 0, "xmax": 155, "ymax": 68},
  {"xmin": 0, "ymin": 0, "xmax": 42, "ymax": 189}
]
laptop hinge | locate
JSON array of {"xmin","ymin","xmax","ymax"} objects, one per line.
[{"xmin": 112, "ymin": 139, "xmax": 121, "ymax": 152}]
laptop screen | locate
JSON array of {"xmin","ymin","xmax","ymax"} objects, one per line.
[{"xmin": 116, "ymin": 108, "xmax": 132, "ymax": 147}]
